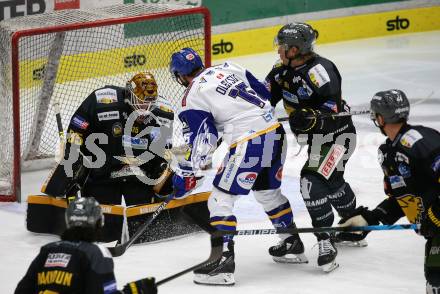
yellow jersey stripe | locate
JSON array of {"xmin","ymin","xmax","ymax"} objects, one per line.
[
  {"xmin": 230, "ymin": 123, "xmax": 280, "ymax": 148},
  {"xmin": 269, "ymin": 207, "xmax": 292, "ymax": 220},
  {"xmin": 211, "ymin": 220, "xmax": 237, "ymax": 227}
]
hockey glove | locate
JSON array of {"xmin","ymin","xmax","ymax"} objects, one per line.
[
  {"xmin": 337, "ymin": 206, "xmax": 380, "ymax": 241},
  {"xmin": 172, "ymin": 164, "xmax": 203, "ymax": 199},
  {"xmin": 122, "ymin": 277, "xmax": 157, "ymax": 294},
  {"xmin": 288, "ymin": 108, "xmax": 320, "ymax": 132},
  {"xmin": 420, "ymin": 202, "xmax": 440, "ymax": 238}
]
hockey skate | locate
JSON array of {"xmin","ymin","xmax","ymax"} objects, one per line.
[
  {"xmin": 332, "ymin": 232, "xmax": 368, "ymax": 247},
  {"xmin": 317, "ymin": 235, "xmax": 339, "ymax": 273},
  {"xmin": 193, "ymin": 242, "xmax": 235, "ymax": 286},
  {"xmin": 269, "ymin": 234, "xmax": 308, "ymax": 264}
]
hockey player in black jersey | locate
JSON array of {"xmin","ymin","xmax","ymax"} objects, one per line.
[
  {"xmin": 338, "ymin": 89, "xmax": 440, "ymax": 293},
  {"xmin": 42, "ymin": 72, "xmax": 174, "ymax": 206},
  {"xmin": 15, "ymin": 197, "xmax": 157, "ymax": 294},
  {"xmin": 265, "ymin": 22, "xmax": 362, "ymax": 272}
]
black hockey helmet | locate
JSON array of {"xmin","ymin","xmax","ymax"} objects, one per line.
[
  {"xmin": 275, "ymin": 22, "xmax": 317, "ymax": 55},
  {"xmin": 65, "ymin": 197, "xmax": 104, "ymax": 229},
  {"xmin": 370, "ymin": 89, "xmax": 410, "ymax": 124}
]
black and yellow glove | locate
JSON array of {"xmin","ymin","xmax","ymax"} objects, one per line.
[
  {"xmin": 337, "ymin": 206, "xmax": 380, "ymax": 241},
  {"xmin": 288, "ymin": 108, "xmax": 320, "ymax": 132},
  {"xmin": 420, "ymin": 201, "xmax": 440, "ymax": 238},
  {"xmin": 122, "ymin": 277, "xmax": 157, "ymax": 294}
]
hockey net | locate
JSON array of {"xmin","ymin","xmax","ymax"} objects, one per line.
[{"xmin": 0, "ymin": 3, "xmax": 211, "ymax": 202}]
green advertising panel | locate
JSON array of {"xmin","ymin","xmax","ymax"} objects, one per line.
[
  {"xmin": 205, "ymin": 0, "xmax": 411, "ymax": 25},
  {"xmin": 124, "ymin": 0, "xmax": 411, "ymax": 26}
]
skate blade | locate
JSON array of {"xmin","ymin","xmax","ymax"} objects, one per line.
[
  {"xmin": 320, "ymin": 261, "xmax": 339, "ymax": 273},
  {"xmin": 335, "ymin": 240, "xmax": 368, "ymax": 247},
  {"xmin": 194, "ymin": 273, "xmax": 235, "ymax": 286},
  {"xmin": 273, "ymin": 253, "xmax": 308, "ymax": 264}
]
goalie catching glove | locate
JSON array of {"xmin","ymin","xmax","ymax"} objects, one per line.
[
  {"xmin": 122, "ymin": 277, "xmax": 157, "ymax": 294},
  {"xmin": 288, "ymin": 108, "xmax": 320, "ymax": 132},
  {"xmin": 337, "ymin": 206, "xmax": 380, "ymax": 241}
]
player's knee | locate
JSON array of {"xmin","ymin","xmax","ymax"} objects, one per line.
[
  {"xmin": 329, "ymin": 182, "xmax": 356, "ymax": 217},
  {"xmin": 208, "ymin": 187, "xmax": 238, "ymax": 217},
  {"xmin": 253, "ymin": 189, "xmax": 288, "ymax": 212}
]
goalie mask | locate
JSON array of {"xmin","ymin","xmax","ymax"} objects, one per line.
[{"xmin": 126, "ymin": 72, "xmax": 158, "ymax": 112}]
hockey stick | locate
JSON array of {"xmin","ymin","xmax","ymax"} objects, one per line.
[
  {"xmin": 277, "ymin": 109, "xmax": 370, "ymax": 122},
  {"xmin": 213, "ymin": 224, "xmax": 418, "ymax": 237},
  {"xmin": 108, "ymin": 192, "xmax": 175, "ymax": 257},
  {"xmin": 155, "ymin": 236, "xmax": 223, "ymax": 286}
]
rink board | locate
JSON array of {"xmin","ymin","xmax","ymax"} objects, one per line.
[{"xmin": 211, "ymin": 5, "xmax": 440, "ymax": 59}]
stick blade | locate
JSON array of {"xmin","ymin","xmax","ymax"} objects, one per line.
[{"xmin": 108, "ymin": 244, "xmax": 127, "ymax": 257}]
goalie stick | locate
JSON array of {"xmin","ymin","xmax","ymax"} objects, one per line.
[
  {"xmin": 108, "ymin": 192, "xmax": 174, "ymax": 257},
  {"xmin": 213, "ymin": 224, "xmax": 418, "ymax": 237},
  {"xmin": 277, "ymin": 109, "xmax": 370, "ymax": 122}
]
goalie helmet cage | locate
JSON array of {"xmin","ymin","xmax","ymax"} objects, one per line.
[{"xmin": 0, "ymin": 3, "xmax": 211, "ymax": 202}]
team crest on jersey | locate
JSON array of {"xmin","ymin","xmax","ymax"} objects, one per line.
[
  {"xmin": 308, "ymin": 64, "xmax": 330, "ymax": 88},
  {"xmin": 396, "ymin": 194, "xmax": 424, "ymax": 224},
  {"xmin": 112, "ymin": 122, "xmax": 122, "ymax": 137},
  {"xmin": 199, "ymin": 77, "xmax": 207, "ymax": 83},
  {"xmin": 237, "ymin": 172, "xmax": 257, "ymax": 189},
  {"xmin": 400, "ymin": 129, "xmax": 422, "ymax": 148}
]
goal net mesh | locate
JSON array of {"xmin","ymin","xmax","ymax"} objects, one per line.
[{"xmin": 0, "ymin": 3, "xmax": 209, "ymax": 200}]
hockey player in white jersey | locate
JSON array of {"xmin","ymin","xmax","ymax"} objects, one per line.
[{"xmin": 169, "ymin": 48, "xmax": 307, "ymax": 286}]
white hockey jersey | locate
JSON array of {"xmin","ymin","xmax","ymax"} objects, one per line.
[{"xmin": 178, "ymin": 61, "xmax": 279, "ymax": 169}]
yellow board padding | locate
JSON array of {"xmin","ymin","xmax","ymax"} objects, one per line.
[
  {"xmin": 211, "ymin": 5, "xmax": 440, "ymax": 60},
  {"xmin": 19, "ymin": 38, "xmax": 200, "ymax": 89},
  {"xmin": 27, "ymin": 195, "xmax": 125, "ymax": 215},
  {"xmin": 126, "ymin": 191, "xmax": 211, "ymax": 217}
]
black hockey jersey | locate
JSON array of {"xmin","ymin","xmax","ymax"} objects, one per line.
[
  {"xmin": 265, "ymin": 55, "xmax": 355, "ymax": 139},
  {"xmin": 374, "ymin": 124, "xmax": 440, "ymax": 225},
  {"xmin": 64, "ymin": 85, "xmax": 174, "ymax": 181},
  {"xmin": 15, "ymin": 240, "xmax": 118, "ymax": 294}
]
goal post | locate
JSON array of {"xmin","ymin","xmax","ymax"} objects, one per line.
[{"xmin": 0, "ymin": 3, "xmax": 211, "ymax": 202}]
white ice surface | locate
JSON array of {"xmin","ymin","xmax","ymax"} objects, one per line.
[{"xmin": 1, "ymin": 30, "xmax": 440, "ymax": 293}]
